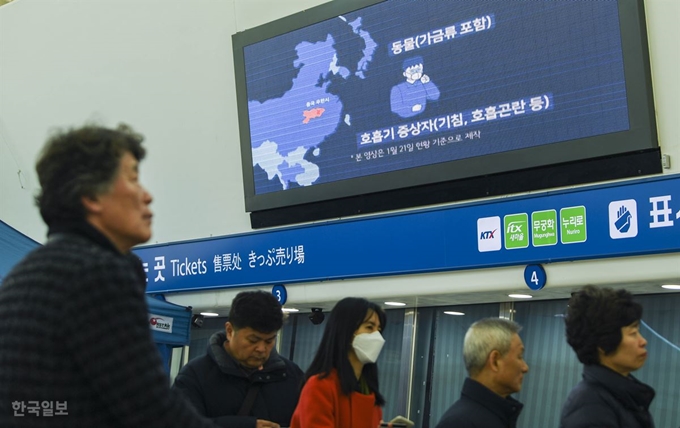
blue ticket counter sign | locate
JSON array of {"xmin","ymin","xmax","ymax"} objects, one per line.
[{"xmin": 135, "ymin": 174, "xmax": 680, "ymax": 293}]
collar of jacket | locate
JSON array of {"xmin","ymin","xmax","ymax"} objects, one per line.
[
  {"xmin": 583, "ymin": 364, "xmax": 656, "ymax": 411},
  {"xmin": 207, "ymin": 331, "xmax": 287, "ymax": 380},
  {"xmin": 49, "ymin": 220, "xmax": 121, "ymax": 254},
  {"xmin": 462, "ymin": 377, "xmax": 524, "ymax": 424},
  {"xmin": 47, "ymin": 220, "xmax": 147, "ymax": 288}
]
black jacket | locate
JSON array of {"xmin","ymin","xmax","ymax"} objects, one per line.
[
  {"xmin": 559, "ymin": 364, "xmax": 655, "ymax": 428},
  {"xmin": 0, "ymin": 222, "xmax": 220, "ymax": 428},
  {"xmin": 173, "ymin": 331, "xmax": 304, "ymax": 428},
  {"xmin": 435, "ymin": 378, "xmax": 524, "ymax": 428}
]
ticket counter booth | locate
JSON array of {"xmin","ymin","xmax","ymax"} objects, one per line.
[{"xmin": 146, "ymin": 295, "xmax": 192, "ymax": 375}]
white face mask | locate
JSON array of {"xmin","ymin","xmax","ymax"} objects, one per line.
[{"xmin": 352, "ymin": 331, "xmax": 385, "ymax": 364}]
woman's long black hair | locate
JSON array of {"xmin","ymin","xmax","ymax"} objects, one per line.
[{"xmin": 304, "ymin": 297, "xmax": 387, "ymax": 406}]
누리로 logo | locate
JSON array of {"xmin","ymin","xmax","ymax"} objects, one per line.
[
  {"xmin": 608, "ymin": 199, "xmax": 638, "ymax": 239},
  {"xmin": 478, "ymin": 216, "xmax": 501, "ymax": 252}
]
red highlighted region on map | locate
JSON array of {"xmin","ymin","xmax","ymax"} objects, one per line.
[{"xmin": 302, "ymin": 107, "xmax": 326, "ymax": 124}]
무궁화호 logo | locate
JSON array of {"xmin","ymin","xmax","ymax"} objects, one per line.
[{"xmin": 171, "ymin": 257, "xmax": 207, "ymax": 276}]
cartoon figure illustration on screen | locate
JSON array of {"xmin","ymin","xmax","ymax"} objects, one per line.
[{"xmin": 390, "ymin": 55, "xmax": 440, "ymax": 118}]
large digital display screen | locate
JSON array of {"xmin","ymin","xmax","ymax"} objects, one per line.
[{"xmin": 233, "ymin": 0, "xmax": 657, "ymax": 225}]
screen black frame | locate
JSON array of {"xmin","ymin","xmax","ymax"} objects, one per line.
[{"xmin": 233, "ymin": 0, "xmax": 659, "ymax": 228}]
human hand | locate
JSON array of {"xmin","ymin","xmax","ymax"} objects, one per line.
[
  {"xmin": 420, "ymin": 74, "xmax": 430, "ymax": 83},
  {"xmin": 256, "ymin": 419, "xmax": 280, "ymax": 428},
  {"xmin": 412, "ymin": 103, "xmax": 422, "ymax": 112}
]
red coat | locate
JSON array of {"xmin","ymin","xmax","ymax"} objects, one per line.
[{"xmin": 290, "ymin": 369, "xmax": 383, "ymax": 428}]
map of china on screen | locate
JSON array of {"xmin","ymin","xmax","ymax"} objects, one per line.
[{"xmin": 244, "ymin": 0, "xmax": 629, "ymax": 196}]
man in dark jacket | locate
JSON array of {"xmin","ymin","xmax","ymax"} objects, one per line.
[
  {"xmin": 0, "ymin": 124, "xmax": 221, "ymax": 428},
  {"xmin": 173, "ymin": 291, "xmax": 304, "ymax": 428},
  {"xmin": 435, "ymin": 318, "xmax": 529, "ymax": 428},
  {"xmin": 560, "ymin": 286, "xmax": 655, "ymax": 428}
]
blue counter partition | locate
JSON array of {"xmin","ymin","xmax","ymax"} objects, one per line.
[{"xmin": 146, "ymin": 295, "xmax": 192, "ymax": 374}]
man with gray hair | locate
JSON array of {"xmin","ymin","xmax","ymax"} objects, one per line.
[
  {"xmin": 0, "ymin": 124, "xmax": 222, "ymax": 428},
  {"xmin": 434, "ymin": 317, "xmax": 529, "ymax": 428}
]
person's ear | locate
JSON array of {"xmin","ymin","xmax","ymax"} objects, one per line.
[
  {"xmin": 225, "ymin": 322, "xmax": 234, "ymax": 341},
  {"xmin": 81, "ymin": 195, "xmax": 102, "ymax": 215},
  {"xmin": 488, "ymin": 350, "xmax": 502, "ymax": 373}
]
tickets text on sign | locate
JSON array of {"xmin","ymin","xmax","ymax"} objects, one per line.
[{"xmin": 142, "ymin": 245, "xmax": 305, "ymax": 282}]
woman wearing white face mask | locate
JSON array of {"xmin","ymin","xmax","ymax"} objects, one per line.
[{"xmin": 290, "ymin": 297, "xmax": 387, "ymax": 428}]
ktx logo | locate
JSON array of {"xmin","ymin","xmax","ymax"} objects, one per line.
[
  {"xmin": 478, "ymin": 216, "xmax": 501, "ymax": 252},
  {"xmin": 480, "ymin": 229, "xmax": 497, "ymax": 240}
]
